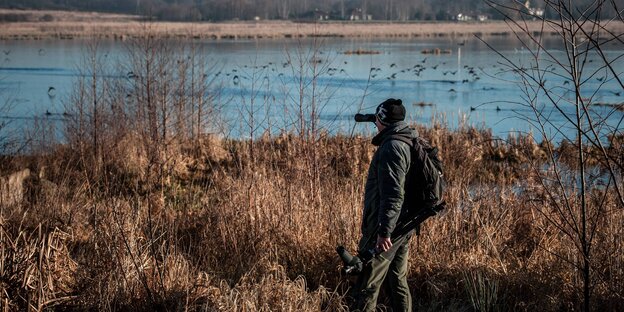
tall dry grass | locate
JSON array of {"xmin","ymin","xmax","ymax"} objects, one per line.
[{"xmin": 1, "ymin": 119, "xmax": 622, "ymax": 311}]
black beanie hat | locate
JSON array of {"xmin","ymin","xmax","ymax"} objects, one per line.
[{"xmin": 375, "ymin": 98, "xmax": 406, "ymax": 125}]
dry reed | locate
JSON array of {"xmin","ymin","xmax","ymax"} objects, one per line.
[{"xmin": 1, "ymin": 119, "xmax": 622, "ymax": 311}]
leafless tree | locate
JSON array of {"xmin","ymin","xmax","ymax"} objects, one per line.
[{"xmin": 483, "ymin": 1, "xmax": 624, "ymax": 310}]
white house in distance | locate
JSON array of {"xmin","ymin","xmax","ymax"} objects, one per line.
[
  {"xmin": 456, "ymin": 13, "xmax": 472, "ymax": 21},
  {"xmin": 525, "ymin": 0, "xmax": 545, "ymax": 18},
  {"xmin": 456, "ymin": 13, "xmax": 488, "ymax": 22},
  {"xmin": 457, "ymin": 1, "xmax": 544, "ymax": 22},
  {"xmin": 349, "ymin": 8, "xmax": 372, "ymax": 21}
]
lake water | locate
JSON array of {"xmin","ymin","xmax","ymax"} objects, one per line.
[{"xmin": 0, "ymin": 36, "xmax": 622, "ymax": 143}]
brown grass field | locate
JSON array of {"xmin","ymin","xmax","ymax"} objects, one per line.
[
  {"xmin": 2, "ymin": 9, "xmax": 624, "ymax": 40},
  {"xmin": 1, "ymin": 120, "xmax": 623, "ymax": 311}
]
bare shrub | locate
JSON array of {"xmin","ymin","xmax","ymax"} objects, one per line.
[{"xmin": 483, "ymin": 0, "xmax": 624, "ymax": 310}]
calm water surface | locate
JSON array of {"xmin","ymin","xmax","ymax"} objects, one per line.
[{"xmin": 0, "ymin": 36, "xmax": 622, "ymax": 141}]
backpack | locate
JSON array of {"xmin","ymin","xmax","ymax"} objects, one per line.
[
  {"xmin": 385, "ymin": 135, "xmax": 446, "ymax": 218},
  {"xmin": 336, "ymin": 136, "xmax": 445, "ymax": 273}
]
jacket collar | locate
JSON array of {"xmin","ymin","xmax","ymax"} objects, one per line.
[{"xmin": 371, "ymin": 121, "xmax": 412, "ymax": 146}]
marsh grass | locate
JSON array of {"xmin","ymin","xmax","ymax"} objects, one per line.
[{"xmin": 1, "ymin": 119, "xmax": 622, "ymax": 311}]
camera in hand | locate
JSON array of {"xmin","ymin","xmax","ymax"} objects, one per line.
[
  {"xmin": 354, "ymin": 114, "xmax": 376, "ymax": 123},
  {"xmin": 336, "ymin": 246, "xmax": 380, "ymax": 275},
  {"xmin": 337, "ymin": 203, "xmax": 447, "ymax": 275}
]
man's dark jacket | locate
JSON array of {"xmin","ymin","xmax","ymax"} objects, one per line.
[{"xmin": 360, "ymin": 121, "xmax": 417, "ymax": 250}]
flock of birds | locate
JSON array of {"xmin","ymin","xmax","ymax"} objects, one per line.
[
  {"xmin": 363, "ymin": 64, "xmax": 486, "ymax": 86},
  {"xmin": 2, "ymin": 48, "xmax": 46, "ymax": 63},
  {"xmin": 182, "ymin": 56, "xmax": 618, "ymax": 116},
  {"xmin": 363, "ymin": 58, "xmax": 480, "ymax": 81},
  {"xmin": 200, "ymin": 56, "xmax": 488, "ymax": 88},
  {"xmin": 0, "ymin": 46, "xmax": 615, "ymax": 118}
]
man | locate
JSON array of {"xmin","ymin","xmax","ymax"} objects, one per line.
[{"xmin": 353, "ymin": 98, "xmax": 416, "ymax": 311}]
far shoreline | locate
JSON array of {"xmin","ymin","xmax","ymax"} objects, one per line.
[
  {"xmin": 2, "ymin": 9, "xmax": 624, "ymax": 41},
  {"xmin": 0, "ymin": 20, "xmax": 584, "ymax": 41}
]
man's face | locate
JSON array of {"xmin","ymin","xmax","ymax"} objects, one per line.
[{"xmin": 375, "ymin": 116, "xmax": 385, "ymax": 132}]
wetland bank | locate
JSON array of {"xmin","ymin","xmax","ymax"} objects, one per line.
[{"xmin": 3, "ymin": 9, "xmax": 624, "ymax": 41}]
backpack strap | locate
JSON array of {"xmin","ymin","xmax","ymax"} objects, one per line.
[
  {"xmin": 382, "ymin": 134, "xmax": 432, "ymax": 167},
  {"xmin": 382, "ymin": 134, "xmax": 414, "ymax": 148}
]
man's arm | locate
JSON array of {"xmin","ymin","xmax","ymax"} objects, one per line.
[{"xmin": 376, "ymin": 141, "xmax": 409, "ymax": 247}]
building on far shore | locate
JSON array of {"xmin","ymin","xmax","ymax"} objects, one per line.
[
  {"xmin": 456, "ymin": 13, "xmax": 472, "ymax": 21},
  {"xmin": 524, "ymin": 0, "xmax": 545, "ymax": 18},
  {"xmin": 314, "ymin": 9, "xmax": 330, "ymax": 21},
  {"xmin": 349, "ymin": 8, "xmax": 372, "ymax": 21},
  {"xmin": 457, "ymin": 1, "xmax": 543, "ymax": 22},
  {"xmin": 457, "ymin": 13, "xmax": 489, "ymax": 22}
]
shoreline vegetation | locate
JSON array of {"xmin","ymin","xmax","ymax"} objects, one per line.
[
  {"xmin": 2, "ymin": 9, "xmax": 624, "ymax": 41},
  {"xmin": 1, "ymin": 122, "xmax": 623, "ymax": 310}
]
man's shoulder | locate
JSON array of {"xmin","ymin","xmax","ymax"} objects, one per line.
[
  {"xmin": 381, "ymin": 134, "xmax": 415, "ymax": 149},
  {"xmin": 379, "ymin": 136, "xmax": 413, "ymax": 160}
]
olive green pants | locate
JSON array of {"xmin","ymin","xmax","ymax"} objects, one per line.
[{"xmin": 353, "ymin": 233, "xmax": 412, "ymax": 312}]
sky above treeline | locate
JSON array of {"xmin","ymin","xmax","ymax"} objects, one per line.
[{"xmin": 2, "ymin": 0, "xmax": 623, "ymax": 22}]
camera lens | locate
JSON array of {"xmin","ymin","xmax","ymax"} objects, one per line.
[{"xmin": 354, "ymin": 114, "xmax": 376, "ymax": 122}]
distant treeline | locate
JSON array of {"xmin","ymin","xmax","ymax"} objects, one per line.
[{"xmin": 1, "ymin": 0, "xmax": 622, "ymax": 22}]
